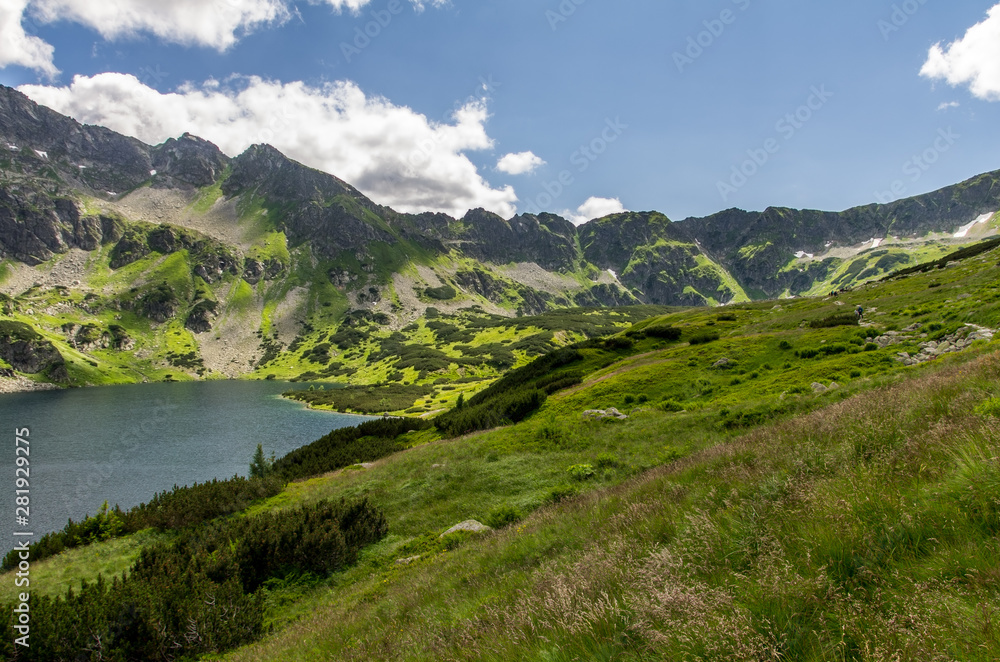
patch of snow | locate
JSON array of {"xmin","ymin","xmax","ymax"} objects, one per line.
[
  {"xmin": 607, "ymin": 269, "xmax": 620, "ymax": 282},
  {"xmin": 824, "ymin": 242, "xmax": 832, "ymax": 248},
  {"xmin": 77, "ymin": 165, "xmax": 86, "ymax": 169},
  {"xmin": 106, "ymin": 191, "xmax": 117, "ymax": 197},
  {"xmin": 794, "ymin": 251, "xmax": 814, "ymax": 259},
  {"xmin": 150, "ymin": 169, "xmax": 157, "ymax": 176},
  {"xmin": 870, "ymin": 238, "xmax": 883, "ymax": 249},
  {"xmin": 34, "ymin": 150, "xmax": 47, "ymax": 159},
  {"xmin": 6, "ymin": 144, "xmax": 18, "ymax": 151},
  {"xmin": 954, "ymin": 212, "xmax": 994, "ymax": 238}
]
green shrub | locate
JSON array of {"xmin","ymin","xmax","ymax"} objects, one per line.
[
  {"xmin": 974, "ymin": 397, "xmax": 1000, "ymax": 418},
  {"xmin": 595, "ymin": 453, "xmax": 620, "ymax": 469},
  {"xmin": 546, "ymin": 484, "xmax": 580, "ymax": 503},
  {"xmin": 778, "ymin": 340, "xmax": 792, "ymax": 350},
  {"xmin": 424, "ymin": 285, "xmax": 457, "ymax": 300},
  {"xmin": 809, "ymin": 314, "xmax": 859, "ymax": 329},
  {"xmin": 485, "ymin": 505, "xmax": 523, "ymax": 529},
  {"xmin": 660, "ymin": 399, "xmax": 684, "ymax": 412},
  {"xmin": 435, "ymin": 388, "xmax": 546, "ymax": 437},
  {"xmin": 659, "ymin": 446, "xmax": 683, "ymax": 463},
  {"xmin": 286, "ymin": 383, "xmax": 432, "ymax": 413},
  {"xmin": 567, "ymin": 464, "xmax": 596, "ymax": 481},
  {"xmin": 273, "ymin": 417, "xmax": 430, "ymax": 481},
  {"xmin": 603, "ymin": 336, "xmax": 634, "ymax": 350},
  {"xmin": 688, "ymin": 331, "xmax": 720, "ymax": 345},
  {"xmin": 644, "ymin": 324, "xmax": 682, "ymax": 340},
  {"xmin": 0, "ymin": 498, "xmax": 385, "ymax": 661}
]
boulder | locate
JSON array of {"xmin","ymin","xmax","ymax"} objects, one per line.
[
  {"xmin": 583, "ymin": 408, "xmax": 629, "ymax": 421},
  {"xmin": 440, "ymin": 520, "xmax": 492, "ymax": 537}
]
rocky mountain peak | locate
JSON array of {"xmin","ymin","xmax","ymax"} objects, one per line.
[{"xmin": 151, "ymin": 133, "xmax": 229, "ymax": 189}]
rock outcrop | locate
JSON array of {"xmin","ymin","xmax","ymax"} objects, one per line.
[{"xmin": 0, "ymin": 321, "xmax": 68, "ymax": 381}]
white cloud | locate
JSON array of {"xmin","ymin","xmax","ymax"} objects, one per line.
[
  {"xmin": 409, "ymin": 0, "xmax": 449, "ymax": 11},
  {"xmin": 0, "ymin": 0, "xmax": 447, "ymax": 71},
  {"xmin": 29, "ymin": 0, "xmax": 291, "ymax": 51},
  {"xmin": 496, "ymin": 151, "xmax": 545, "ymax": 176},
  {"xmin": 561, "ymin": 197, "xmax": 626, "ymax": 225},
  {"xmin": 920, "ymin": 4, "xmax": 1000, "ymax": 102},
  {"xmin": 19, "ymin": 73, "xmax": 517, "ymax": 218},
  {"xmin": 0, "ymin": 0, "xmax": 57, "ymax": 77},
  {"xmin": 315, "ymin": 0, "xmax": 374, "ymax": 12},
  {"xmin": 936, "ymin": 101, "xmax": 960, "ymax": 111}
]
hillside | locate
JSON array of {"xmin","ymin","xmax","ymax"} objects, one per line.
[
  {"xmin": 3, "ymin": 235, "xmax": 1000, "ymax": 659},
  {"xmin": 1, "ymin": 83, "xmax": 999, "ymax": 393}
]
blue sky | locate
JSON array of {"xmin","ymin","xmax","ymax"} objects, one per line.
[{"xmin": 1, "ymin": 0, "xmax": 998, "ymax": 223}]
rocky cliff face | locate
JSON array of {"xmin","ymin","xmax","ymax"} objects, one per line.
[
  {"xmin": 222, "ymin": 144, "xmax": 397, "ymax": 257},
  {"xmin": 0, "ymin": 185, "xmax": 117, "ymax": 264},
  {"xmin": 0, "ymin": 86, "xmax": 152, "ymax": 193},
  {"xmin": 439, "ymin": 209, "xmax": 579, "ymax": 272},
  {"xmin": 0, "ymin": 321, "xmax": 67, "ymax": 382}
]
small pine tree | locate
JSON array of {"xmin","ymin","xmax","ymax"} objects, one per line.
[
  {"xmin": 455, "ymin": 393, "xmax": 465, "ymax": 410},
  {"xmin": 249, "ymin": 443, "xmax": 271, "ymax": 478}
]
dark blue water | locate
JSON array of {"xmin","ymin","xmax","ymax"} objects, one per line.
[{"xmin": 0, "ymin": 381, "xmax": 371, "ymax": 551}]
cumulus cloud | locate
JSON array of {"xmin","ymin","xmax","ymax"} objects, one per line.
[
  {"xmin": 19, "ymin": 73, "xmax": 517, "ymax": 218},
  {"xmin": 0, "ymin": 0, "xmax": 447, "ymax": 71},
  {"xmin": 29, "ymin": 0, "xmax": 291, "ymax": 51},
  {"xmin": 496, "ymin": 151, "xmax": 545, "ymax": 176},
  {"xmin": 920, "ymin": 4, "xmax": 1000, "ymax": 101},
  {"xmin": 936, "ymin": 101, "xmax": 960, "ymax": 111},
  {"xmin": 0, "ymin": 0, "xmax": 57, "ymax": 77},
  {"xmin": 561, "ymin": 197, "xmax": 626, "ymax": 225}
]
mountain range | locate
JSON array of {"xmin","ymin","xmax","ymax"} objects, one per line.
[{"xmin": 0, "ymin": 82, "xmax": 998, "ymax": 386}]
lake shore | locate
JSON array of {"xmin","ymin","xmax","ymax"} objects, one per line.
[{"xmin": 0, "ymin": 374, "xmax": 60, "ymax": 394}]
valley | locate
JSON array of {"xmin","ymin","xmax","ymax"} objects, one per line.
[
  {"xmin": 3, "ymin": 230, "xmax": 1000, "ymax": 660},
  {"xmin": 1, "ymin": 84, "xmax": 998, "ymax": 402},
  {"xmin": 2, "ymin": 83, "xmax": 1000, "ymax": 660}
]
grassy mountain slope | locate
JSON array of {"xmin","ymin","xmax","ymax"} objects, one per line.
[{"xmin": 5, "ymin": 239, "xmax": 1000, "ymax": 660}]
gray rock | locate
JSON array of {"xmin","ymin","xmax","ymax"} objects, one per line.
[
  {"xmin": 811, "ymin": 382, "xmax": 827, "ymax": 394},
  {"xmin": 440, "ymin": 520, "xmax": 492, "ymax": 537},
  {"xmin": 395, "ymin": 555, "xmax": 421, "ymax": 566},
  {"xmin": 583, "ymin": 408, "xmax": 628, "ymax": 421}
]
